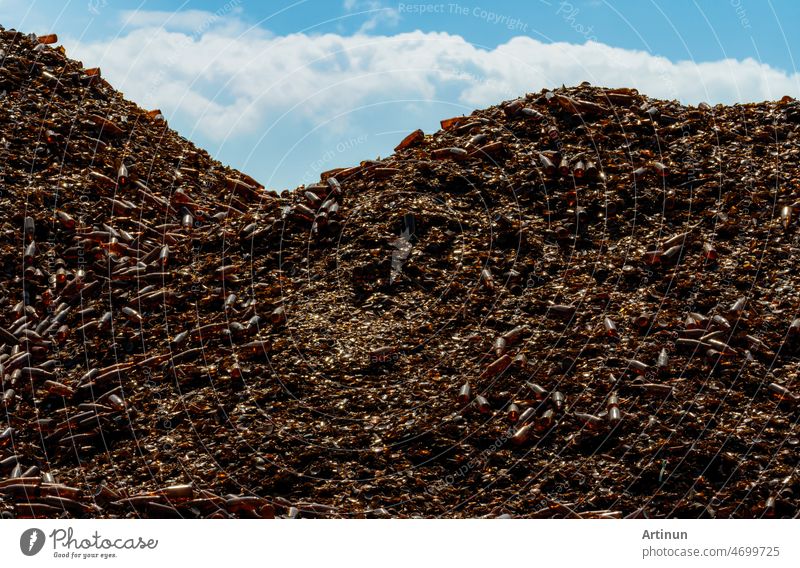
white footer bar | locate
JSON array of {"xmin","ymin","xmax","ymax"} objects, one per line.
[{"xmin": 1, "ymin": 519, "xmax": 797, "ymax": 567}]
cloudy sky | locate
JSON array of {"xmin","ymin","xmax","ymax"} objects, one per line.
[{"xmin": 2, "ymin": 0, "xmax": 799, "ymax": 190}]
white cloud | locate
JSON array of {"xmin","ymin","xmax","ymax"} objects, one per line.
[
  {"xmin": 59, "ymin": 11, "xmax": 800, "ymax": 186},
  {"xmin": 119, "ymin": 3, "xmax": 249, "ymax": 36},
  {"xmin": 343, "ymin": 0, "xmax": 401, "ymax": 34}
]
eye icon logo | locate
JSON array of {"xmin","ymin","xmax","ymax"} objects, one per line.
[{"xmin": 20, "ymin": 528, "xmax": 46, "ymax": 556}]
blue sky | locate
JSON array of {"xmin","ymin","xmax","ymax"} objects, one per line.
[{"xmin": 2, "ymin": 0, "xmax": 799, "ymax": 189}]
